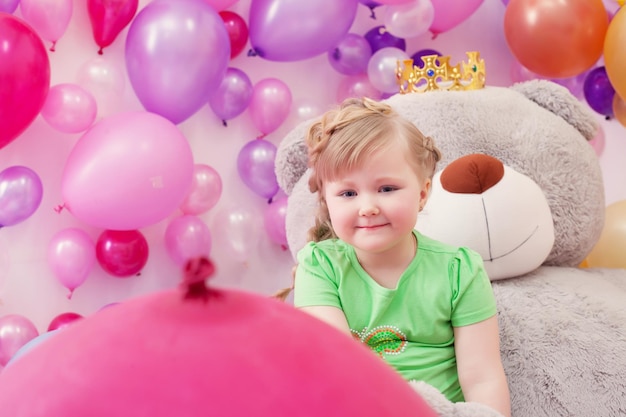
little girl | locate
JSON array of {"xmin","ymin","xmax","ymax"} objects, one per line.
[{"xmin": 294, "ymin": 97, "xmax": 511, "ymax": 417}]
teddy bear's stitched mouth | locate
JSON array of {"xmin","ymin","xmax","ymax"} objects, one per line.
[{"xmin": 485, "ymin": 225, "xmax": 539, "ymax": 262}]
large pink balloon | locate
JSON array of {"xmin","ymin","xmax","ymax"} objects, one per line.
[
  {"xmin": 61, "ymin": 111, "xmax": 194, "ymax": 231},
  {"xmin": 0, "ymin": 14, "xmax": 50, "ymax": 150},
  {"xmin": 20, "ymin": 0, "xmax": 73, "ymax": 50},
  {"xmin": 249, "ymin": 0, "xmax": 359, "ymax": 61},
  {"xmin": 0, "ymin": 314, "xmax": 38, "ymax": 367},
  {"xmin": 0, "ymin": 284, "xmax": 438, "ymax": 416},
  {"xmin": 125, "ymin": 0, "xmax": 230, "ymax": 124},
  {"xmin": 429, "ymin": 0, "xmax": 484, "ymax": 36}
]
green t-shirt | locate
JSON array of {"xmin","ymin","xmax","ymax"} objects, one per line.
[{"xmin": 294, "ymin": 230, "xmax": 497, "ymax": 402}]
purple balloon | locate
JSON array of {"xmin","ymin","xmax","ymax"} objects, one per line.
[
  {"xmin": 328, "ymin": 33, "xmax": 372, "ymax": 76},
  {"xmin": 248, "ymin": 0, "xmax": 359, "ymax": 62},
  {"xmin": 208, "ymin": 67, "xmax": 253, "ymax": 125},
  {"xmin": 237, "ymin": 139, "xmax": 279, "ymax": 200},
  {"xmin": 364, "ymin": 25, "xmax": 406, "ymax": 54},
  {"xmin": 410, "ymin": 48, "xmax": 442, "ymax": 68},
  {"xmin": 0, "ymin": 166, "xmax": 43, "ymax": 228},
  {"xmin": 0, "ymin": 0, "xmax": 19, "ymax": 13},
  {"xmin": 125, "ymin": 0, "xmax": 230, "ymax": 124},
  {"xmin": 583, "ymin": 66, "xmax": 616, "ymax": 118}
]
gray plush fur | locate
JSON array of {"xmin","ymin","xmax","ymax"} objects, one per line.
[{"xmin": 275, "ymin": 80, "xmax": 626, "ymax": 416}]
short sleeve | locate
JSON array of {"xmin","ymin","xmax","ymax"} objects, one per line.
[
  {"xmin": 294, "ymin": 242, "xmax": 342, "ymax": 309},
  {"xmin": 449, "ymin": 247, "xmax": 497, "ymax": 327}
]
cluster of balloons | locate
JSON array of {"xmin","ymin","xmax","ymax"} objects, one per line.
[{"xmin": 504, "ymin": 0, "xmax": 626, "ymax": 127}]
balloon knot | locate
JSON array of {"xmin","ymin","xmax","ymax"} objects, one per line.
[
  {"xmin": 430, "ymin": 31, "xmax": 439, "ymax": 40},
  {"xmin": 182, "ymin": 257, "xmax": 216, "ymax": 302},
  {"xmin": 67, "ymin": 289, "xmax": 74, "ymax": 300},
  {"xmin": 605, "ymin": 115, "xmax": 612, "ymax": 120},
  {"xmin": 54, "ymin": 204, "xmax": 65, "ymax": 213},
  {"xmin": 50, "ymin": 41, "xmax": 56, "ymax": 52},
  {"xmin": 98, "ymin": 47, "xmax": 103, "ymax": 55},
  {"xmin": 256, "ymin": 133, "xmax": 266, "ymax": 140},
  {"xmin": 280, "ymin": 244, "xmax": 287, "ymax": 251},
  {"xmin": 369, "ymin": 8, "xmax": 377, "ymax": 19},
  {"xmin": 247, "ymin": 48, "xmax": 258, "ymax": 57},
  {"xmin": 222, "ymin": 119, "xmax": 228, "ymax": 127}
]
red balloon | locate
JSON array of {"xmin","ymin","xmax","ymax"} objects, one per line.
[
  {"xmin": 95, "ymin": 229, "xmax": 149, "ymax": 277},
  {"xmin": 504, "ymin": 0, "xmax": 608, "ymax": 78},
  {"xmin": 87, "ymin": 0, "xmax": 139, "ymax": 54},
  {"xmin": 219, "ymin": 10, "xmax": 248, "ymax": 59},
  {"xmin": 47, "ymin": 312, "xmax": 83, "ymax": 332},
  {"xmin": 0, "ymin": 14, "xmax": 50, "ymax": 150}
]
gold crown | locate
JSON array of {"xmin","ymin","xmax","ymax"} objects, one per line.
[{"xmin": 396, "ymin": 51, "xmax": 485, "ymax": 93}]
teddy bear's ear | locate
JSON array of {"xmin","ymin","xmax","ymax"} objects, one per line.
[
  {"xmin": 511, "ymin": 79, "xmax": 597, "ymax": 141},
  {"xmin": 275, "ymin": 119, "xmax": 311, "ymax": 195}
]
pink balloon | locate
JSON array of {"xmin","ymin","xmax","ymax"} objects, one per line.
[
  {"xmin": 0, "ymin": 13, "xmax": 50, "ymax": 150},
  {"xmin": 0, "ymin": 0, "xmax": 19, "ymax": 13},
  {"xmin": 41, "ymin": 83, "xmax": 97, "ymax": 134},
  {"xmin": 61, "ymin": 111, "xmax": 194, "ymax": 231},
  {"xmin": 20, "ymin": 0, "xmax": 73, "ymax": 50},
  {"xmin": 75, "ymin": 56, "xmax": 125, "ymax": 120},
  {"xmin": 263, "ymin": 196, "xmax": 288, "ymax": 247},
  {"xmin": 375, "ymin": 0, "xmax": 413, "ymax": 4},
  {"xmin": 249, "ymin": 0, "xmax": 359, "ymax": 62},
  {"xmin": 180, "ymin": 164, "xmax": 223, "ymax": 215},
  {"xmin": 0, "ymin": 166, "xmax": 43, "ymax": 228},
  {"xmin": 47, "ymin": 312, "xmax": 83, "ymax": 332},
  {"xmin": 88, "ymin": 0, "xmax": 139, "ymax": 54},
  {"xmin": 0, "ymin": 314, "xmax": 39, "ymax": 367},
  {"xmin": 367, "ymin": 47, "xmax": 410, "ymax": 93},
  {"xmin": 212, "ymin": 206, "xmax": 261, "ymax": 263},
  {"xmin": 164, "ymin": 215, "xmax": 212, "ymax": 267},
  {"xmin": 203, "ymin": 0, "xmax": 238, "ymax": 11},
  {"xmin": 125, "ymin": 0, "xmax": 230, "ymax": 124},
  {"xmin": 48, "ymin": 228, "xmax": 96, "ymax": 299},
  {"xmin": 429, "ymin": 0, "xmax": 484, "ymax": 36},
  {"xmin": 248, "ymin": 78, "xmax": 292, "ymax": 135},
  {"xmin": 337, "ymin": 74, "xmax": 383, "ymax": 102},
  {"xmin": 384, "ymin": 0, "xmax": 435, "ymax": 39}
]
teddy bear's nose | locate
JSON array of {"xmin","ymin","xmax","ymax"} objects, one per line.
[{"xmin": 440, "ymin": 153, "xmax": 505, "ymax": 194}]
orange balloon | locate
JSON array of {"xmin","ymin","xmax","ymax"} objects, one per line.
[
  {"xmin": 504, "ymin": 0, "xmax": 608, "ymax": 78},
  {"xmin": 586, "ymin": 200, "xmax": 626, "ymax": 269},
  {"xmin": 605, "ymin": 7, "xmax": 626, "ymax": 100},
  {"xmin": 614, "ymin": 94, "xmax": 626, "ymax": 127}
]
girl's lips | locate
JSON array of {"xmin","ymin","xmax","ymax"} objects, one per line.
[{"xmin": 356, "ymin": 223, "xmax": 388, "ymax": 229}]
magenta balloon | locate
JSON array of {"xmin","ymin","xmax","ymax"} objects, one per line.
[
  {"xmin": 0, "ymin": 166, "xmax": 43, "ymax": 228},
  {"xmin": 0, "ymin": 314, "xmax": 39, "ymax": 367},
  {"xmin": 125, "ymin": 0, "xmax": 230, "ymax": 124},
  {"xmin": 249, "ymin": 0, "xmax": 359, "ymax": 61},
  {"xmin": 248, "ymin": 78, "xmax": 292, "ymax": 135},
  {"xmin": 237, "ymin": 139, "xmax": 279, "ymax": 199},
  {"xmin": 208, "ymin": 67, "xmax": 253, "ymax": 125},
  {"xmin": 96, "ymin": 230, "xmax": 149, "ymax": 277},
  {"xmin": 0, "ymin": 14, "xmax": 50, "ymax": 150},
  {"xmin": 62, "ymin": 111, "xmax": 194, "ymax": 231},
  {"xmin": 328, "ymin": 33, "xmax": 372, "ymax": 76},
  {"xmin": 47, "ymin": 312, "xmax": 83, "ymax": 332},
  {"xmin": 48, "ymin": 228, "xmax": 96, "ymax": 298},
  {"xmin": 164, "ymin": 215, "xmax": 212, "ymax": 267},
  {"xmin": 180, "ymin": 164, "xmax": 223, "ymax": 215},
  {"xmin": 263, "ymin": 196, "xmax": 288, "ymax": 247},
  {"xmin": 41, "ymin": 83, "xmax": 97, "ymax": 134},
  {"xmin": 429, "ymin": 0, "xmax": 484, "ymax": 35}
]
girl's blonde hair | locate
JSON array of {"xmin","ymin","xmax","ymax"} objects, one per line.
[{"xmin": 306, "ymin": 97, "xmax": 442, "ymax": 242}]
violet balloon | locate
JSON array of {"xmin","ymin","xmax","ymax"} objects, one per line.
[
  {"xmin": 208, "ymin": 67, "xmax": 254, "ymax": 125},
  {"xmin": 0, "ymin": 166, "xmax": 43, "ymax": 228},
  {"xmin": 248, "ymin": 78, "xmax": 292, "ymax": 135},
  {"xmin": 41, "ymin": 83, "xmax": 97, "ymax": 134},
  {"xmin": 164, "ymin": 215, "xmax": 212, "ymax": 267},
  {"xmin": 0, "ymin": 314, "xmax": 38, "ymax": 367},
  {"xmin": 237, "ymin": 139, "xmax": 279, "ymax": 200},
  {"xmin": 328, "ymin": 33, "xmax": 372, "ymax": 76},
  {"xmin": 248, "ymin": 0, "xmax": 359, "ymax": 62},
  {"xmin": 125, "ymin": 0, "xmax": 230, "ymax": 124},
  {"xmin": 584, "ymin": 66, "xmax": 616, "ymax": 118},
  {"xmin": 364, "ymin": 25, "xmax": 406, "ymax": 54},
  {"xmin": 367, "ymin": 47, "xmax": 410, "ymax": 94},
  {"xmin": 180, "ymin": 164, "xmax": 223, "ymax": 216},
  {"xmin": 48, "ymin": 228, "xmax": 96, "ymax": 299},
  {"xmin": 410, "ymin": 48, "xmax": 442, "ymax": 68},
  {"xmin": 0, "ymin": 0, "xmax": 19, "ymax": 13},
  {"xmin": 61, "ymin": 111, "xmax": 194, "ymax": 231}
]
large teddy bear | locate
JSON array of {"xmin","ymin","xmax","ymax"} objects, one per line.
[{"xmin": 275, "ymin": 79, "xmax": 626, "ymax": 417}]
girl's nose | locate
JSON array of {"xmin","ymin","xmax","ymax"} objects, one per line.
[{"xmin": 359, "ymin": 201, "xmax": 380, "ymax": 216}]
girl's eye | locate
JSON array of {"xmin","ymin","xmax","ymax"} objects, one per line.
[
  {"xmin": 380, "ymin": 186, "xmax": 397, "ymax": 193},
  {"xmin": 339, "ymin": 190, "xmax": 357, "ymax": 198}
]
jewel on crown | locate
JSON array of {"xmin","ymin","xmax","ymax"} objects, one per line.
[{"xmin": 396, "ymin": 51, "xmax": 486, "ymax": 93}]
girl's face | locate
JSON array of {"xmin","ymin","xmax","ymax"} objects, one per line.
[{"xmin": 323, "ymin": 140, "xmax": 430, "ymax": 255}]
